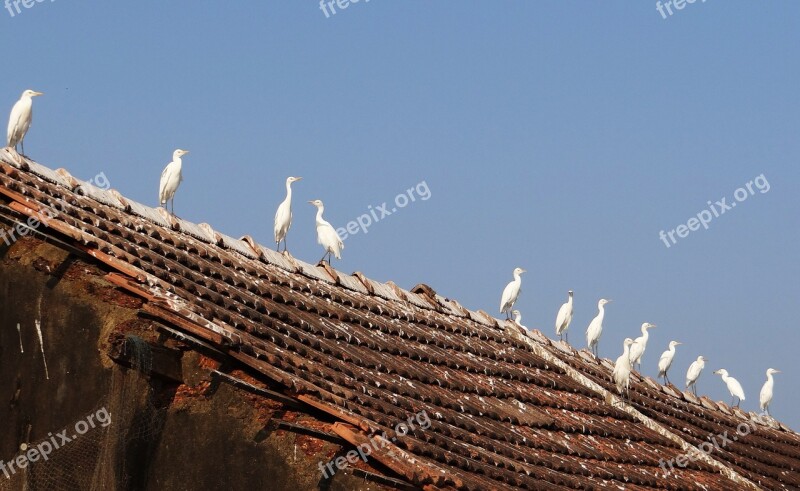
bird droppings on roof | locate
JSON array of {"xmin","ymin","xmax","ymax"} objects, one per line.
[{"xmin": 1, "ymin": 151, "xmax": 800, "ymax": 490}]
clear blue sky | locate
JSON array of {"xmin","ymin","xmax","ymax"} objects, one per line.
[{"xmin": 3, "ymin": 2, "xmax": 798, "ymax": 428}]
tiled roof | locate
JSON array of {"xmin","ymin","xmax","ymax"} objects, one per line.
[{"xmin": 1, "ymin": 149, "xmax": 799, "ymax": 490}]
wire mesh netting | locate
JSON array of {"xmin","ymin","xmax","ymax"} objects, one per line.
[{"xmin": 0, "ymin": 335, "xmax": 169, "ymax": 491}]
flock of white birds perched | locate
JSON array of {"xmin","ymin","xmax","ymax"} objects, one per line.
[
  {"xmin": 498, "ymin": 268, "xmax": 783, "ymax": 416},
  {"xmin": 5, "ymin": 88, "xmax": 784, "ymax": 419}
]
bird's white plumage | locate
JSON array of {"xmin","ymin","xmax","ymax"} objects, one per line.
[
  {"xmin": 274, "ymin": 176, "xmax": 302, "ymax": 251},
  {"xmin": 309, "ymin": 200, "xmax": 343, "ymax": 261},
  {"xmin": 586, "ymin": 299, "xmax": 610, "ymax": 355},
  {"xmin": 555, "ymin": 290, "xmax": 573, "ymax": 339},
  {"xmin": 613, "ymin": 338, "xmax": 634, "ymax": 395},
  {"xmin": 657, "ymin": 341, "xmax": 681, "ymax": 380},
  {"xmin": 760, "ymin": 368, "xmax": 780, "ymax": 413},
  {"xmin": 714, "ymin": 369, "xmax": 745, "ymax": 402},
  {"xmin": 159, "ymin": 149, "xmax": 188, "ymax": 212},
  {"xmin": 629, "ymin": 323, "xmax": 655, "ymax": 368},
  {"xmin": 686, "ymin": 356, "xmax": 706, "ymax": 390},
  {"xmin": 7, "ymin": 89, "xmax": 43, "ymax": 151},
  {"xmin": 511, "ymin": 310, "xmax": 527, "ymax": 330},
  {"xmin": 499, "ymin": 268, "xmax": 525, "ymax": 316}
]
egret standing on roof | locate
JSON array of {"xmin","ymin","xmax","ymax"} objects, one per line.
[
  {"xmin": 685, "ymin": 355, "xmax": 706, "ymax": 396},
  {"xmin": 274, "ymin": 176, "xmax": 302, "ymax": 253},
  {"xmin": 555, "ymin": 290, "xmax": 574, "ymax": 343},
  {"xmin": 629, "ymin": 323, "xmax": 656, "ymax": 372},
  {"xmin": 7, "ymin": 89, "xmax": 43, "ymax": 155},
  {"xmin": 760, "ymin": 368, "xmax": 781, "ymax": 416},
  {"xmin": 309, "ymin": 199, "xmax": 343, "ymax": 263},
  {"xmin": 586, "ymin": 299, "xmax": 611, "ymax": 357},
  {"xmin": 499, "ymin": 268, "xmax": 525, "ymax": 319},
  {"xmin": 714, "ymin": 369, "xmax": 745, "ymax": 407},
  {"xmin": 159, "ymin": 149, "xmax": 189, "ymax": 214},
  {"xmin": 657, "ymin": 341, "xmax": 682, "ymax": 385},
  {"xmin": 613, "ymin": 338, "xmax": 635, "ymax": 399},
  {"xmin": 511, "ymin": 310, "xmax": 527, "ymax": 330}
]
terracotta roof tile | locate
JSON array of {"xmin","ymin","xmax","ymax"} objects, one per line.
[{"xmin": 2, "ymin": 154, "xmax": 798, "ymax": 490}]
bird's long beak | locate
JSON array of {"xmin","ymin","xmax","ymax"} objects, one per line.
[
  {"xmin": 32, "ymin": 91, "xmax": 43, "ymax": 97},
  {"xmin": 520, "ymin": 269, "xmax": 527, "ymax": 273},
  {"xmin": 308, "ymin": 200, "xmax": 314, "ymax": 204},
  {"xmin": 676, "ymin": 342, "xmax": 683, "ymax": 345},
  {"xmin": 296, "ymin": 177, "xmax": 303, "ymax": 181},
  {"xmin": 775, "ymin": 370, "xmax": 782, "ymax": 373},
  {"xmin": 183, "ymin": 150, "xmax": 189, "ymax": 154}
]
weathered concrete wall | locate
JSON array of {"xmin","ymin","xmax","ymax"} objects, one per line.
[{"xmin": 0, "ymin": 237, "xmax": 400, "ymax": 491}]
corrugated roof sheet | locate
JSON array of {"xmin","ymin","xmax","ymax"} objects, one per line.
[{"xmin": 1, "ymin": 154, "xmax": 798, "ymax": 490}]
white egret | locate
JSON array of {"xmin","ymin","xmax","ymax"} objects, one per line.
[
  {"xmin": 714, "ymin": 369, "xmax": 745, "ymax": 407},
  {"xmin": 586, "ymin": 299, "xmax": 611, "ymax": 357},
  {"xmin": 759, "ymin": 368, "xmax": 780, "ymax": 416},
  {"xmin": 158, "ymin": 149, "xmax": 189, "ymax": 213},
  {"xmin": 274, "ymin": 176, "xmax": 302, "ymax": 252},
  {"xmin": 657, "ymin": 341, "xmax": 682, "ymax": 385},
  {"xmin": 555, "ymin": 290, "xmax": 574, "ymax": 343},
  {"xmin": 7, "ymin": 89, "xmax": 43, "ymax": 154},
  {"xmin": 685, "ymin": 355, "xmax": 706, "ymax": 396},
  {"xmin": 511, "ymin": 310, "xmax": 527, "ymax": 330},
  {"xmin": 613, "ymin": 338, "xmax": 635, "ymax": 399},
  {"xmin": 629, "ymin": 323, "xmax": 656, "ymax": 371},
  {"xmin": 499, "ymin": 267, "xmax": 526, "ymax": 319},
  {"xmin": 309, "ymin": 199, "xmax": 343, "ymax": 263}
]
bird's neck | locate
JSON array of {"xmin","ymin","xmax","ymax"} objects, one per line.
[
  {"xmin": 173, "ymin": 157, "xmax": 182, "ymax": 168},
  {"xmin": 566, "ymin": 296, "xmax": 573, "ymax": 306},
  {"xmin": 315, "ymin": 207, "xmax": 325, "ymax": 225},
  {"xmin": 283, "ymin": 182, "xmax": 293, "ymax": 204},
  {"xmin": 513, "ymin": 272, "xmax": 521, "ymax": 283}
]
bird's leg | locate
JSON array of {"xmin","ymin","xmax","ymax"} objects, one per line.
[
  {"xmin": 20, "ymin": 140, "xmax": 24, "ymax": 156},
  {"xmin": 565, "ymin": 332, "xmax": 569, "ymax": 344},
  {"xmin": 319, "ymin": 253, "xmax": 327, "ymax": 264}
]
